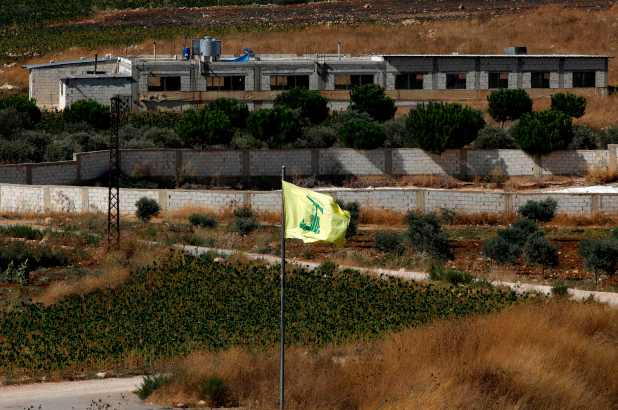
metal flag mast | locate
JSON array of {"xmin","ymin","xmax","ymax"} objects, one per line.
[{"xmin": 279, "ymin": 165, "xmax": 286, "ymax": 410}]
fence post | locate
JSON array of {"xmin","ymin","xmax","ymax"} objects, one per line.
[
  {"xmin": 415, "ymin": 190, "xmax": 426, "ymax": 213},
  {"xmin": 384, "ymin": 148, "xmax": 393, "ymax": 176},
  {"xmin": 608, "ymin": 144, "xmax": 618, "ymax": 176},
  {"xmin": 504, "ymin": 192, "xmax": 514, "ymax": 218},
  {"xmin": 311, "ymin": 149, "xmax": 320, "ymax": 177}
]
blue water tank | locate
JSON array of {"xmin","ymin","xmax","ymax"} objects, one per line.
[{"xmin": 183, "ymin": 47, "xmax": 191, "ymax": 60}]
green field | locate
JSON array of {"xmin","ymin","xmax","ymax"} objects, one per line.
[{"xmin": 0, "ymin": 255, "xmax": 519, "ymax": 374}]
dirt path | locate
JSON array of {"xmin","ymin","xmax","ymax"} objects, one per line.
[{"xmin": 0, "ymin": 376, "xmax": 165, "ymax": 410}]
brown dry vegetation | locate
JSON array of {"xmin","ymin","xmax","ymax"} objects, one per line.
[
  {"xmin": 4, "ymin": 5, "xmax": 618, "ymax": 125},
  {"xmin": 150, "ymin": 300, "xmax": 618, "ymax": 410}
]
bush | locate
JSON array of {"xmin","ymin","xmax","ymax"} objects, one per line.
[
  {"xmin": 135, "ymin": 375, "xmax": 170, "ymax": 400},
  {"xmin": 551, "ymin": 92, "xmax": 586, "ymax": 118},
  {"xmin": 349, "ymin": 84, "xmax": 396, "ymax": 122},
  {"xmin": 0, "ymin": 224, "xmax": 43, "ymax": 240},
  {"xmin": 188, "ymin": 213, "xmax": 217, "ymax": 229},
  {"xmin": 406, "ymin": 212, "xmax": 453, "ymax": 261},
  {"xmin": 512, "ymin": 110, "xmax": 573, "ymax": 155},
  {"xmin": 523, "ymin": 232, "xmax": 558, "ymax": 271},
  {"xmin": 336, "ymin": 200, "xmax": 359, "ymax": 239},
  {"xmin": 597, "ymin": 127, "xmax": 618, "ymax": 149},
  {"xmin": 405, "ymin": 102, "xmax": 485, "ymax": 154},
  {"xmin": 337, "ymin": 111, "xmax": 385, "ymax": 149},
  {"xmin": 135, "ymin": 197, "xmax": 160, "ymax": 222},
  {"xmin": 551, "ymin": 281, "xmax": 569, "ymax": 297},
  {"xmin": 274, "ymin": 88, "xmax": 329, "ymax": 124},
  {"xmin": 0, "ymin": 241, "xmax": 70, "ymax": 279},
  {"xmin": 176, "ymin": 107, "xmax": 233, "ymax": 148},
  {"xmin": 207, "ymin": 98, "xmax": 250, "ymax": 129},
  {"xmin": 0, "ymin": 95, "xmax": 41, "ymax": 126},
  {"xmin": 568, "ymin": 125, "xmax": 600, "ymax": 149},
  {"xmin": 518, "ymin": 198, "xmax": 558, "ymax": 222},
  {"xmin": 232, "ymin": 207, "xmax": 259, "ymax": 236},
  {"xmin": 497, "ymin": 218, "xmax": 539, "ymax": 247},
  {"xmin": 142, "ymin": 127, "xmax": 183, "ymax": 148},
  {"xmin": 316, "ymin": 260, "xmax": 339, "ymax": 275},
  {"xmin": 199, "ymin": 376, "xmax": 231, "ymax": 407},
  {"xmin": 247, "ymin": 107, "xmax": 302, "ymax": 148},
  {"xmin": 482, "ymin": 236, "xmax": 521, "ymax": 265},
  {"xmin": 128, "ymin": 111, "xmax": 182, "ymax": 129},
  {"xmin": 375, "ymin": 231, "xmax": 406, "ymax": 255},
  {"xmin": 0, "ymin": 108, "xmax": 27, "ymax": 137},
  {"xmin": 429, "ymin": 265, "xmax": 474, "ymax": 286},
  {"xmin": 579, "ymin": 239, "xmax": 618, "ymax": 283},
  {"xmin": 297, "ymin": 125, "xmax": 337, "ymax": 148},
  {"xmin": 472, "ymin": 127, "xmax": 517, "ymax": 149},
  {"xmin": 487, "ymin": 89, "xmax": 533, "ymax": 125},
  {"xmin": 383, "ymin": 117, "xmax": 408, "ymax": 148},
  {"xmin": 63, "ymin": 100, "xmax": 110, "ymax": 129}
]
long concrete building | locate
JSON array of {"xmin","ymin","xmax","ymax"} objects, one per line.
[{"xmin": 24, "ymin": 38, "xmax": 610, "ymax": 112}]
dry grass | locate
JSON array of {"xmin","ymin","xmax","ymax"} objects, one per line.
[
  {"xmin": 35, "ymin": 237, "xmax": 170, "ymax": 305},
  {"xmin": 585, "ymin": 166, "xmax": 618, "ymax": 185},
  {"xmin": 150, "ymin": 300, "xmax": 618, "ymax": 410}
]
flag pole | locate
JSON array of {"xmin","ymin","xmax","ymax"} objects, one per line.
[{"xmin": 279, "ymin": 165, "xmax": 286, "ymax": 410}]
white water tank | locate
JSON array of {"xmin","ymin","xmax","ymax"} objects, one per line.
[{"xmin": 200, "ymin": 37, "xmax": 222, "ymax": 61}]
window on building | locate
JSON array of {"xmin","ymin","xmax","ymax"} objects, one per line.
[
  {"xmin": 207, "ymin": 75, "xmax": 245, "ymax": 91},
  {"xmin": 531, "ymin": 72, "xmax": 550, "ymax": 88},
  {"xmin": 147, "ymin": 76, "xmax": 181, "ymax": 92},
  {"xmin": 270, "ymin": 75, "xmax": 310, "ymax": 90},
  {"xmin": 573, "ymin": 71, "xmax": 596, "ymax": 88},
  {"xmin": 446, "ymin": 72, "xmax": 467, "ymax": 89},
  {"xmin": 395, "ymin": 72, "xmax": 424, "ymax": 90},
  {"xmin": 488, "ymin": 72, "xmax": 509, "ymax": 89},
  {"xmin": 334, "ymin": 74, "xmax": 374, "ymax": 90}
]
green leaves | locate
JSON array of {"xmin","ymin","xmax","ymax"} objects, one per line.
[{"xmin": 0, "ymin": 256, "xmax": 519, "ymax": 373}]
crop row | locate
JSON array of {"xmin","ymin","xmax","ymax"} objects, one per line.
[{"xmin": 0, "ymin": 255, "xmax": 520, "ymax": 373}]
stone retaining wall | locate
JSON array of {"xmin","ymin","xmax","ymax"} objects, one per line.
[
  {"xmin": 2, "ymin": 183, "xmax": 617, "ymax": 217},
  {"xmin": 2, "ymin": 146, "xmax": 618, "ymax": 186}
]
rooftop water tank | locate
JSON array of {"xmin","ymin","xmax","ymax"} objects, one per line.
[
  {"xmin": 504, "ymin": 46, "xmax": 528, "ymax": 55},
  {"xmin": 200, "ymin": 36, "xmax": 222, "ymax": 61}
]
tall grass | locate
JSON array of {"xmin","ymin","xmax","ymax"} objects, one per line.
[{"xmin": 151, "ymin": 300, "xmax": 618, "ymax": 409}]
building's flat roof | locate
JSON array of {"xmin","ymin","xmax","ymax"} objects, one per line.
[
  {"xmin": 23, "ymin": 57, "xmax": 119, "ymax": 70},
  {"xmin": 383, "ymin": 54, "xmax": 610, "ymax": 58},
  {"xmin": 60, "ymin": 74, "xmax": 132, "ymax": 81}
]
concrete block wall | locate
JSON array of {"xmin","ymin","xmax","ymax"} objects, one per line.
[
  {"xmin": 31, "ymin": 162, "xmax": 79, "ymax": 185},
  {"xmin": 0, "ymin": 165, "xmax": 28, "ymax": 184},
  {"xmin": 392, "ymin": 149, "xmax": 461, "ymax": 175},
  {"xmin": 76, "ymin": 151, "xmax": 110, "ymax": 181},
  {"xmin": 182, "ymin": 151, "xmax": 243, "ymax": 177},
  {"xmin": 541, "ymin": 150, "xmax": 607, "ymax": 176},
  {"xmin": 6, "ymin": 183, "xmax": 618, "ymax": 217},
  {"xmin": 319, "ymin": 149, "xmax": 386, "ymax": 175},
  {"xmin": 467, "ymin": 150, "xmax": 538, "ymax": 176},
  {"xmin": 120, "ymin": 150, "xmax": 177, "ymax": 177},
  {"xmin": 250, "ymin": 150, "xmax": 313, "ymax": 177}
]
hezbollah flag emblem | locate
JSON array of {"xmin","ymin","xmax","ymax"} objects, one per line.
[{"xmin": 282, "ymin": 181, "xmax": 350, "ymax": 244}]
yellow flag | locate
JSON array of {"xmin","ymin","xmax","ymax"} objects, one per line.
[{"xmin": 282, "ymin": 181, "xmax": 350, "ymax": 244}]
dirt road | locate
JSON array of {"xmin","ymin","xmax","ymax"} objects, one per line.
[{"xmin": 0, "ymin": 376, "xmax": 166, "ymax": 410}]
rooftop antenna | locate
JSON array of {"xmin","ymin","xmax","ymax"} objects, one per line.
[
  {"xmin": 337, "ymin": 41, "xmax": 342, "ymax": 61},
  {"xmin": 94, "ymin": 53, "xmax": 98, "ymax": 74},
  {"xmin": 153, "ymin": 41, "xmax": 157, "ymax": 60}
]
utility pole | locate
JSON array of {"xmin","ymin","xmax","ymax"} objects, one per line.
[{"xmin": 107, "ymin": 95, "xmax": 130, "ymax": 248}]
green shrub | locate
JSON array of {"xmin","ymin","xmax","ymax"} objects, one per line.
[
  {"xmin": 206, "ymin": 98, "xmax": 250, "ymax": 129},
  {"xmin": 199, "ymin": 376, "xmax": 231, "ymax": 407},
  {"xmin": 405, "ymin": 102, "xmax": 485, "ymax": 154},
  {"xmin": 63, "ymin": 100, "xmax": 110, "ymax": 129},
  {"xmin": 406, "ymin": 212, "xmax": 453, "ymax": 261},
  {"xmin": 135, "ymin": 197, "xmax": 160, "ymax": 222},
  {"xmin": 551, "ymin": 92, "xmax": 586, "ymax": 118},
  {"xmin": 383, "ymin": 117, "xmax": 408, "ymax": 148},
  {"xmin": 316, "ymin": 260, "xmax": 339, "ymax": 275},
  {"xmin": 497, "ymin": 218, "xmax": 539, "ymax": 247},
  {"xmin": 523, "ymin": 232, "xmax": 558, "ymax": 271},
  {"xmin": 482, "ymin": 236, "xmax": 521, "ymax": 265},
  {"xmin": 375, "ymin": 231, "xmax": 406, "ymax": 255},
  {"xmin": 0, "ymin": 242, "xmax": 70, "ymax": 280},
  {"xmin": 297, "ymin": 125, "xmax": 337, "ymax": 148},
  {"xmin": 0, "ymin": 108, "xmax": 27, "ymax": 137},
  {"xmin": 336, "ymin": 200, "xmax": 359, "ymax": 238},
  {"xmin": 487, "ymin": 89, "xmax": 533, "ymax": 125},
  {"xmin": 429, "ymin": 266, "xmax": 474, "ymax": 286},
  {"xmin": 0, "ymin": 224, "xmax": 43, "ymax": 240},
  {"xmin": 349, "ymin": 84, "xmax": 396, "ymax": 122},
  {"xmin": 568, "ymin": 125, "xmax": 600, "ymax": 149},
  {"xmin": 188, "ymin": 213, "xmax": 217, "ymax": 229},
  {"xmin": 0, "ymin": 95, "xmax": 41, "ymax": 126},
  {"xmin": 135, "ymin": 375, "xmax": 171, "ymax": 400},
  {"xmin": 579, "ymin": 239, "xmax": 618, "ymax": 283},
  {"xmin": 232, "ymin": 207, "xmax": 259, "ymax": 236},
  {"xmin": 128, "ymin": 111, "xmax": 182, "ymax": 129},
  {"xmin": 551, "ymin": 281, "xmax": 569, "ymax": 297},
  {"xmin": 176, "ymin": 107, "xmax": 233, "ymax": 148},
  {"xmin": 512, "ymin": 110, "xmax": 573, "ymax": 155},
  {"xmin": 518, "ymin": 198, "xmax": 558, "ymax": 222},
  {"xmin": 596, "ymin": 127, "xmax": 618, "ymax": 149},
  {"xmin": 247, "ymin": 107, "xmax": 302, "ymax": 148},
  {"xmin": 472, "ymin": 127, "xmax": 517, "ymax": 149},
  {"xmin": 274, "ymin": 88, "xmax": 329, "ymax": 124},
  {"xmin": 337, "ymin": 111, "xmax": 385, "ymax": 149},
  {"xmin": 142, "ymin": 127, "xmax": 184, "ymax": 148}
]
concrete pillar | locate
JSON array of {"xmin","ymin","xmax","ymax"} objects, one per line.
[
  {"xmin": 242, "ymin": 150, "xmax": 251, "ymax": 179},
  {"xmin": 384, "ymin": 149, "xmax": 393, "ymax": 175},
  {"xmin": 550, "ymin": 72, "xmax": 560, "ymax": 89},
  {"xmin": 175, "ymin": 149, "xmax": 183, "ymax": 186},
  {"xmin": 80, "ymin": 187, "xmax": 90, "ymax": 213},
  {"xmin": 608, "ymin": 144, "xmax": 618, "ymax": 176},
  {"xmin": 591, "ymin": 194, "xmax": 600, "ymax": 217},
  {"xmin": 25, "ymin": 164, "xmax": 32, "ymax": 185},
  {"xmin": 158, "ymin": 190, "xmax": 169, "ymax": 211},
  {"xmin": 311, "ymin": 149, "xmax": 320, "ymax": 177},
  {"xmin": 415, "ymin": 190, "xmax": 426, "ymax": 213},
  {"xmin": 459, "ymin": 149, "xmax": 468, "ymax": 178},
  {"xmin": 43, "ymin": 187, "xmax": 51, "ymax": 213},
  {"xmin": 504, "ymin": 192, "xmax": 514, "ymax": 217},
  {"xmin": 243, "ymin": 192, "xmax": 251, "ymax": 208}
]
